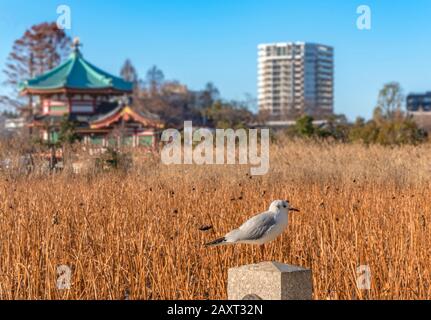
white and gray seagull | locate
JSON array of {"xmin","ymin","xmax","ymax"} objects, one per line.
[{"xmin": 205, "ymin": 200, "xmax": 300, "ymax": 247}]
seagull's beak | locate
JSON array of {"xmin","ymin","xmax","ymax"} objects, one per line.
[{"xmin": 289, "ymin": 207, "xmax": 300, "ymax": 212}]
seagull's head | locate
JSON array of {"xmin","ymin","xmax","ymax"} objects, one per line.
[{"xmin": 269, "ymin": 200, "xmax": 300, "ymax": 213}]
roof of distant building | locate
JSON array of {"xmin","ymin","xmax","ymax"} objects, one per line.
[
  {"xmin": 31, "ymin": 101, "xmax": 162, "ymax": 130},
  {"xmin": 19, "ymin": 38, "xmax": 133, "ymax": 95}
]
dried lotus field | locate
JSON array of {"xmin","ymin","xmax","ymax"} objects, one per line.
[{"xmin": 0, "ymin": 140, "xmax": 430, "ymax": 300}]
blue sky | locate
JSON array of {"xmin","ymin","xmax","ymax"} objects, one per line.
[{"xmin": 0, "ymin": 0, "xmax": 430, "ymax": 120}]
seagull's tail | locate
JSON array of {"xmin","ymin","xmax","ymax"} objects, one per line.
[{"xmin": 205, "ymin": 237, "xmax": 227, "ymax": 247}]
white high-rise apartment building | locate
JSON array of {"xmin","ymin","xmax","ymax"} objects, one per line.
[{"xmin": 258, "ymin": 42, "xmax": 334, "ymax": 119}]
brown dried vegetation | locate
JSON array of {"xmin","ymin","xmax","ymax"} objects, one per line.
[{"xmin": 0, "ymin": 140, "xmax": 430, "ymax": 299}]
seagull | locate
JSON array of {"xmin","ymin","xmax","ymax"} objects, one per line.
[{"xmin": 205, "ymin": 200, "xmax": 300, "ymax": 247}]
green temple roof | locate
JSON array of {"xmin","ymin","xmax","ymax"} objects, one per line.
[{"xmin": 20, "ymin": 40, "xmax": 133, "ymax": 94}]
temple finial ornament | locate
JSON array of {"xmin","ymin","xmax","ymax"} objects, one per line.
[{"xmin": 72, "ymin": 37, "xmax": 82, "ymax": 53}]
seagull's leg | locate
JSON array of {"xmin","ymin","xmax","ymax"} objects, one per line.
[{"xmin": 260, "ymin": 244, "xmax": 265, "ymax": 261}]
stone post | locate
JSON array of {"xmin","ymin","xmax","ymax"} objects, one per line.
[{"xmin": 227, "ymin": 261, "xmax": 312, "ymax": 300}]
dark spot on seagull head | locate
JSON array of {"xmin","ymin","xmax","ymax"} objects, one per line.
[{"xmin": 271, "ymin": 200, "xmax": 294, "ymax": 211}]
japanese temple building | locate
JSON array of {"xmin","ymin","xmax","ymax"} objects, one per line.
[{"xmin": 19, "ymin": 39, "xmax": 163, "ymax": 148}]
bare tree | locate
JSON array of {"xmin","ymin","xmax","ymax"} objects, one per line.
[
  {"xmin": 375, "ymin": 82, "xmax": 404, "ymax": 120},
  {"xmin": 120, "ymin": 59, "xmax": 139, "ymax": 88},
  {"xmin": 146, "ymin": 65, "xmax": 165, "ymax": 96},
  {"xmin": 0, "ymin": 22, "xmax": 71, "ymax": 117},
  {"xmin": 199, "ymin": 82, "xmax": 220, "ymax": 108}
]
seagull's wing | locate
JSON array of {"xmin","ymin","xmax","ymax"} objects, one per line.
[{"xmin": 228, "ymin": 211, "xmax": 277, "ymax": 242}]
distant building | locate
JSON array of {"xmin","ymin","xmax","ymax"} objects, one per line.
[
  {"xmin": 161, "ymin": 82, "xmax": 189, "ymax": 96},
  {"xmin": 19, "ymin": 38, "xmax": 163, "ymax": 147},
  {"xmin": 407, "ymin": 92, "xmax": 431, "ymax": 132},
  {"xmin": 4, "ymin": 117, "xmax": 26, "ymax": 131},
  {"xmin": 0, "ymin": 113, "xmax": 25, "ymax": 136},
  {"xmin": 258, "ymin": 42, "xmax": 334, "ymax": 120},
  {"xmin": 250, "ymin": 119, "xmax": 328, "ymax": 130},
  {"xmin": 160, "ymin": 82, "xmax": 191, "ymax": 106}
]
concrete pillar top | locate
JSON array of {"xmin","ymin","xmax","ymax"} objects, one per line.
[{"xmin": 228, "ymin": 261, "xmax": 313, "ymax": 300}]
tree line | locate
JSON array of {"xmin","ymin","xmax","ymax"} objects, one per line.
[
  {"xmin": 120, "ymin": 60, "xmax": 254, "ymax": 129},
  {"xmin": 287, "ymin": 82, "xmax": 427, "ymax": 145}
]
